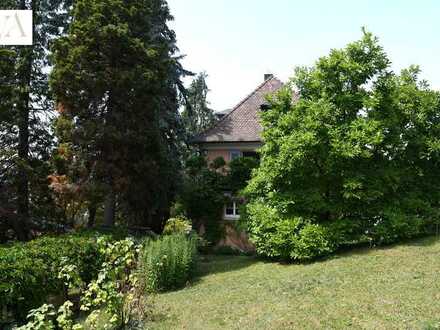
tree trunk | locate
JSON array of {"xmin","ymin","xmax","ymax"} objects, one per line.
[
  {"xmin": 16, "ymin": 95, "xmax": 30, "ymax": 241},
  {"xmin": 15, "ymin": 0, "xmax": 33, "ymax": 241},
  {"xmin": 87, "ymin": 204, "xmax": 97, "ymax": 228},
  {"xmin": 103, "ymin": 190, "xmax": 115, "ymax": 227}
]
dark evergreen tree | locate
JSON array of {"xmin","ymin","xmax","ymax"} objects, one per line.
[
  {"xmin": 50, "ymin": 0, "xmax": 187, "ymax": 231},
  {"xmin": 182, "ymin": 72, "xmax": 216, "ymax": 140},
  {"xmin": 0, "ymin": 0, "xmax": 72, "ymax": 240}
]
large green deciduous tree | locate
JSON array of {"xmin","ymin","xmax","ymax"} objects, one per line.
[
  {"xmin": 50, "ymin": 0, "xmax": 186, "ymax": 231},
  {"xmin": 245, "ymin": 30, "xmax": 440, "ymax": 260}
]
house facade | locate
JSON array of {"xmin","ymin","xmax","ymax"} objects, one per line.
[{"xmin": 192, "ymin": 74, "xmax": 283, "ymax": 250}]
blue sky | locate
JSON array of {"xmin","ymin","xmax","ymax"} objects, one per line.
[{"xmin": 167, "ymin": 0, "xmax": 440, "ymax": 111}]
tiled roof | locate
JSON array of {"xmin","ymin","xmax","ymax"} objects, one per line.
[{"xmin": 192, "ymin": 76, "xmax": 283, "ymax": 143}]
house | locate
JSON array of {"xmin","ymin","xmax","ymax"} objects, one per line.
[
  {"xmin": 193, "ymin": 74, "xmax": 283, "ymax": 167},
  {"xmin": 193, "ymin": 73, "xmax": 284, "ymax": 218},
  {"xmin": 192, "ymin": 74, "xmax": 284, "ymax": 250}
]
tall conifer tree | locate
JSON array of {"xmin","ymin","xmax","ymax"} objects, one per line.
[
  {"xmin": 182, "ymin": 72, "xmax": 215, "ymax": 139},
  {"xmin": 0, "ymin": 0, "xmax": 72, "ymax": 240},
  {"xmin": 50, "ymin": 0, "xmax": 186, "ymax": 230}
]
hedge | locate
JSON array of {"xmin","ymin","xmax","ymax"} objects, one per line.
[{"xmin": 0, "ymin": 232, "xmax": 105, "ymax": 322}]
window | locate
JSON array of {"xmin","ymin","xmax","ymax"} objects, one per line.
[
  {"xmin": 229, "ymin": 150, "xmax": 241, "ymax": 161},
  {"xmin": 224, "ymin": 199, "xmax": 240, "ymax": 220}
]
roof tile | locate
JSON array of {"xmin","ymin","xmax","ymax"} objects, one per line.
[{"xmin": 193, "ymin": 76, "xmax": 283, "ymax": 143}]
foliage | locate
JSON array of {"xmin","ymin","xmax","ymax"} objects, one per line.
[
  {"xmin": 15, "ymin": 237, "xmax": 141, "ymax": 329},
  {"xmin": 226, "ymin": 157, "xmax": 259, "ymax": 194},
  {"xmin": 50, "ymin": 0, "xmax": 187, "ymax": 231},
  {"xmin": 16, "ymin": 301, "xmax": 83, "ymax": 330},
  {"xmin": 16, "ymin": 304, "xmax": 57, "ymax": 330},
  {"xmin": 366, "ymin": 210, "xmax": 428, "ymax": 245},
  {"xmin": 0, "ymin": 0, "xmax": 73, "ymax": 240},
  {"xmin": 179, "ymin": 154, "xmax": 259, "ymax": 245},
  {"xmin": 179, "ymin": 156, "xmax": 226, "ymax": 245},
  {"xmin": 210, "ymin": 156, "xmax": 227, "ymax": 171},
  {"xmin": 80, "ymin": 238, "xmax": 140, "ymax": 328},
  {"xmin": 245, "ymin": 201, "xmax": 335, "ymax": 260},
  {"xmin": 182, "ymin": 72, "xmax": 216, "ymax": 146},
  {"xmin": 163, "ymin": 217, "xmax": 193, "ymax": 235},
  {"xmin": 0, "ymin": 233, "xmax": 103, "ymax": 322},
  {"xmin": 57, "ymin": 301, "xmax": 81, "ymax": 330},
  {"xmin": 140, "ymin": 234, "xmax": 198, "ymax": 292},
  {"xmin": 244, "ymin": 30, "xmax": 440, "ymax": 261}
]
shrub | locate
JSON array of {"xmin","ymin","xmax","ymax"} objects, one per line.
[
  {"xmin": 0, "ymin": 232, "xmax": 105, "ymax": 322},
  {"xmin": 139, "ymin": 234, "xmax": 198, "ymax": 292},
  {"xmin": 179, "ymin": 158, "xmax": 225, "ymax": 245},
  {"xmin": 80, "ymin": 237, "xmax": 139, "ymax": 328},
  {"xmin": 16, "ymin": 302, "xmax": 79, "ymax": 330},
  {"xmin": 169, "ymin": 201, "xmax": 186, "ymax": 218},
  {"xmin": 291, "ymin": 224, "xmax": 335, "ymax": 260},
  {"xmin": 246, "ymin": 201, "xmax": 336, "ymax": 261},
  {"xmin": 17, "ymin": 238, "xmax": 141, "ymax": 330},
  {"xmin": 246, "ymin": 199, "xmax": 433, "ymax": 261},
  {"xmin": 367, "ymin": 210, "xmax": 427, "ymax": 245},
  {"xmin": 163, "ymin": 217, "xmax": 193, "ymax": 235}
]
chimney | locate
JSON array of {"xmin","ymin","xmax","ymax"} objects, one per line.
[{"xmin": 264, "ymin": 73, "xmax": 274, "ymax": 81}]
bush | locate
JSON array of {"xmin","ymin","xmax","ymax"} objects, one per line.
[
  {"xmin": 16, "ymin": 237, "xmax": 141, "ymax": 330},
  {"xmin": 246, "ymin": 201, "xmax": 336, "ymax": 261},
  {"xmin": 80, "ymin": 237, "xmax": 140, "ymax": 328},
  {"xmin": 163, "ymin": 217, "xmax": 193, "ymax": 235},
  {"xmin": 245, "ymin": 199, "xmax": 433, "ymax": 261},
  {"xmin": 179, "ymin": 158, "xmax": 225, "ymax": 245},
  {"xmin": 291, "ymin": 224, "xmax": 335, "ymax": 260},
  {"xmin": 0, "ymin": 232, "xmax": 105, "ymax": 322},
  {"xmin": 367, "ymin": 210, "xmax": 427, "ymax": 245},
  {"xmin": 139, "ymin": 234, "xmax": 198, "ymax": 292}
]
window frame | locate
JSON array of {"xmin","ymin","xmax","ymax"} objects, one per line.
[
  {"xmin": 224, "ymin": 198, "xmax": 240, "ymax": 220},
  {"xmin": 229, "ymin": 150, "xmax": 242, "ymax": 161}
]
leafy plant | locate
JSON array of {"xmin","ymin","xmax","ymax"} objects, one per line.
[
  {"xmin": 139, "ymin": 234, "xmax": 198, "ymax": 292},
  {"xmin": 226, "ymin": 157, "xmax": 259, "ymax": 193},
  {"xmin": 163, "ymin": 217, "xmax": 193, "ymax": 235},
  {"xmin": 179, "ymin": 156, "xmax": 226, "ymax": 245},
  {"xmin": 0, "ymin": 233, "xmax": 104, "ymax": 322},
  {"xmin": 16, "ymin": 302, "xmax": 83, "ymax": 330},
  {"xmin": 17, "ymin": 304, "xmax": 56, "ymax": 330},
  {"xmin": 80, "ymin": 238, "xmax": 139, "ymax": 328},
  {"xmin": 16, "ymin": 237, "xmax": 141, "ymax": 329},
  {"xmin": 245, "ymin": 201, "xmax": 335, "ymax": 260}
]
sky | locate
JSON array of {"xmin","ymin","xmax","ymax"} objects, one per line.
[{"xmin": 167, "ymin": 0, "xmax": 440, "ymax": 112}]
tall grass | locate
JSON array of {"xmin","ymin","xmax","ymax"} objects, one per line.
[{"xmin": 139, "ymin": 234, "xmax": 198, "ymax": 292}]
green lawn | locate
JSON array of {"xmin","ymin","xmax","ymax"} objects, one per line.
[{"xmin": 147, "ymin": 236, "xmax": 440, "ymax": 329}]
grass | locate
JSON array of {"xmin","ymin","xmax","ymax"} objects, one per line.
[{"xmin": 147, "ymin": 236, "xmax": 440, "ymax": 329}]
